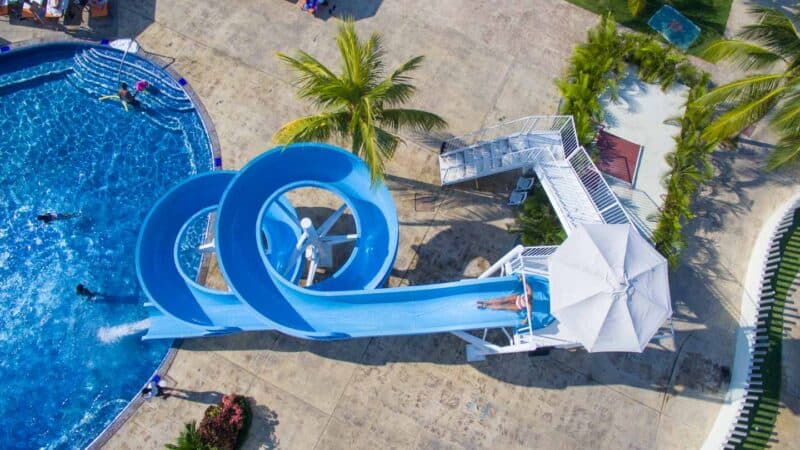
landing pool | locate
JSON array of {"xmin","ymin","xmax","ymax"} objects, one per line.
[{"xmin": 0, "ymin": 42, "xmax": 212, "ymax": 448}]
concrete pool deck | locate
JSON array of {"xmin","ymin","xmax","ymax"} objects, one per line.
[
  {"xmin": 600, "ymin": 67, "xmax": 688, "ymax": 204},
  {"xmin": 1, "ymin": 0, "xmax": 798, "ymax": 448}
]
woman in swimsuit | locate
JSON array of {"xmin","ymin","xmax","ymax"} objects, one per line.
[{"xmin": 476, "ymin": 274, "xmax": 531, "ymax": 312}]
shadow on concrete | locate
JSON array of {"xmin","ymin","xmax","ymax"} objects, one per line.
[
  {"xmin": 386, "ymin": 172, "xmax": 520, "ymax": 218},
  {"xmin": 245, "ymin": 403, "xmax": 280, "ymax": 450},
  {"xmin": 396, "ymin": 220, "xmax": 515, "ymax": 284},
  {"xmin": 312, "ymin": 0, "xmax": 383, "ymax": 21},
  {"xmin": 164, "ymin": 388, "xmax": 223, "ymax": 405}
]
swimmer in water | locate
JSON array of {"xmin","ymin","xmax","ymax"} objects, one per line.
[
  {"xmin": 76, "ymin": 283, "xmax": 99, "ymax": 300},
  {"xmin": 117, "ymin": 82, "xmax": 139, "ymax": 106},
  {"xmin": 37, "ymin": 212, "xmax": 79, "ymax": 224}
]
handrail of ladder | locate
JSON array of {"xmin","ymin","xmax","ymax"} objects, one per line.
[
  {"xmin": 441, "ymin": 115, "xmax": 573, "ymax": 154},
  {"xmin": 566, "ymin": 146, "xmax": 632, "ymax": 225}
]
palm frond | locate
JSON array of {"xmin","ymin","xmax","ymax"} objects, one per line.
[
  {"xmin": 362, "ymin": 32, "xmax": 386, "ymax": 87},
  {"xmin": 770, "ymin": 78, "xmax": 800, "ymax": 130},
  {"xmin": 379, "ymin": 108, "xmax": 447, "ymax": 133},
  {"xmin": 272, "ymin": 111, "xmax": 348, "ymax": 145},
  {"xmin": 276, "ymin": 19, "xmax": 444, "ymax": 183},
  {"xmin": 739, "ymin": 6, "xmax": 800, "ymax": 61},
  {"xmin": 367, "ymin": 56, "xmax": 426, "ymax": 106},
  {"xmin": 693, "ymin": 73, "xmax": 784, "ymax": 110},
  {"xmin": 387, "ymin": 55, "xmax": 425, "ymax": 85},
  {"xmin": 766, "ymin": 132, "xmax": 800, "ymax": 170},
  {"xmin": 700, "ymin": 39, "xmax": 782, "ymax": 70},
  {"xmin": 277, "ymin": 51, "xmax": 347, "ymax": 109},
  {"xmin": 357, "ymin": 122, "xmax": 396, "ymax": 183},
  {"xmin": 701, "ymin": 85, "xmax": 786, "ymax": 140},
  {"xmin": 336, "ymin": 21, "xmax": 363, "ymax": 85}
]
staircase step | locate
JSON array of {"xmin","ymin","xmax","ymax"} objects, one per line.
[{"xmin": 0, "ymin": 59, "xmax": 73, "ymax": 92}]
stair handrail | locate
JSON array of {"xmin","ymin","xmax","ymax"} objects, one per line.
[{"xmin": 565, "ymin": 146, "xmax": 633, "ymax": 225}]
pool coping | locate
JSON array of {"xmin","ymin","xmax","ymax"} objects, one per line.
[{"xmin": 1, "ymin": 36, "xmax": 223, "ymax": 450}]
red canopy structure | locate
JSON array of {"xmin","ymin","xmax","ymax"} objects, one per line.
[{"xmin": 595, "ymin": 129, "xmax": 641, "ymax": 184}]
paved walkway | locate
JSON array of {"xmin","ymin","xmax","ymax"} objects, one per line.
[{"xmin": 1, "ymin": 1, "xmax": 798, "ymax": 448}]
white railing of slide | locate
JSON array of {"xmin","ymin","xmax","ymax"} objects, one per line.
[{"xmin": 565, "ymin": 147, "xmax": 632, "ymax": 226}]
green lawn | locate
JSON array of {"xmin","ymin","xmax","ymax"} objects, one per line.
[{"xmin": 564, "ymin": 0, "xmax": 733, "ymax": 56}]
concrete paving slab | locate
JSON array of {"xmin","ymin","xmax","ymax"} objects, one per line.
[
  {"xmin": 258, "ymin": 335, "xmax": 370, "ymax": 415},
  {"xmin": 242, "ymin": 372, "xmax": 330, "ymax": 450}
]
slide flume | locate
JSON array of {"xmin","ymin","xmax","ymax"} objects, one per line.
[{"xmin": 136, "ymin": 144, "xmax": 553, "ymax": 340}]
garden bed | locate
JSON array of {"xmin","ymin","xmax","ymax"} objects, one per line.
[{"xmin": 555, "ymin": 14, "xmax": 719, "ymax": 265}]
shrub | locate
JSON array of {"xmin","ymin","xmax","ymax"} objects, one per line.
[
  {"xmin": 197, "ymin": 393, "xmax": 252, "ymax": 450},
  {"xmin": 165, "ymin": 421, "xmax": 210, "ymax": 450},
  {"xmin": 556, "ymin": 13, "xmax": 718, "ymax": 266},
  {"xmin": 509, "ymin": 182, "xmax": 567, "ymax": 246}
]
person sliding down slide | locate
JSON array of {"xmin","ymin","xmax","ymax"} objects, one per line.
[{"xmin": 476, "ymin": 274, "xmax": 533, "ymax": 325}]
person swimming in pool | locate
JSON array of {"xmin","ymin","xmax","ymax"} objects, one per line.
[
  {"xmin": 76, "ymin": 283, "xmax": 99, "ymax": 301},
  {"xmin": 477, "ymin": 274, "xmax": 531, "ymax": 312},
  {"xmin": 37, "ymin": 212, "xmax": 79, "ymax": 224},
  {"xmin": 117, "ymin": 82, "xmax": 139, "ymax": 106}
]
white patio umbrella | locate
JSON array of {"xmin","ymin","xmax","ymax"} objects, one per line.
[{"xmin": 548, "ymin": 223, "xmax": 671, "ymax": 352}]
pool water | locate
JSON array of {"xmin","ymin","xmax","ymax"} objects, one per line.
[{"xmin": 0, "ymin": 44, "xmax": 211, "ymax": 449}]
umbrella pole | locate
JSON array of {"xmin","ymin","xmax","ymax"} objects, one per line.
[{"xmin": 520, "ymin": 274, "xmax": 533, "ymax": 339}]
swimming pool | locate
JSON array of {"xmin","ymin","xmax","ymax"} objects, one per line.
[{"xmin": 0, "ymin": 42, "xmax": 212, "ymax": 449}]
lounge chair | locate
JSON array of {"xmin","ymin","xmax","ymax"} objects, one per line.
[
  {"xmin": 0, "ymin": 1, "xmax": 9, "ymax": 17},
  {"xmin": 508, "ymin": 190, "xmax": 527, "ymax": 206},
  {"xmin": 515, "ymin": 176, "xmax": 534, "ymax": 191},
  {"xmin": 21, "ymin": 1, "xmax": 46, "ymax": 24},
  {"xmin": 89, "ymin": 0, "xmax": 107, "ymax": 18},
  {"xmin": 44, "ymin": 0, "xmax": 68, "ymax": 19}
]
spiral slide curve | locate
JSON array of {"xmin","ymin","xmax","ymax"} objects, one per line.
[{"xmin": 136, "ymin": 143, "xmax": 551, "ymax": 340}]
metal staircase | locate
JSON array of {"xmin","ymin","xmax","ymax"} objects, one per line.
[{"xmin": 439, "ymin": 115, "xmax": 634, "ymax": 235}]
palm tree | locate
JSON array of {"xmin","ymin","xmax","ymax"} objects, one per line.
[
  {"xmin": 274, "ymin": 20, "xmax": 447, "ymax": 183},
  {"xmin": 694, "ymin": 6, "xmax": 800, "ymax": 169},
  {"xmin": 165, "ymin": 421, "xmax": 209, "ymax": 450}
]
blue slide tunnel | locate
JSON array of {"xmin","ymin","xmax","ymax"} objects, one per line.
[{"xmin": 136, "ymin": 143, "xmax": 552, "ymax": 340}]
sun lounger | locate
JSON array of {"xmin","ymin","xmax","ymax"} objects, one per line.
[
  {"xmin": 21, "ymin": 1, "xmax": 46, "ymax": 23},
  {"xmin": 44, "ymin": 0, "xmax": 68, "ymax": 18},
  {"xmin": 89, "ymin": 0, "xmax": 108, "ymax": 18},
  {"xmin": 508, "ymin": 190, "xmax": 527, "ymax": 206},
  {"xmin": 0, "ymin": 1, "xmax": 9, "ymax": 17},
  {"xmin": 515, "ymin": 176, "xmax": 534, "ymax": 191}
]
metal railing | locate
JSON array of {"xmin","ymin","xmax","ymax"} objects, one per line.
[
  {"xmin": 440, "ymin": 146, "xmax": 547, "ymax": 185},
  {"xmin": 566, "ymin": 147, "xmax": 632, "ymax": 226},
  {"xmin": 441, "ymin": 115, "xmax": 574, "ymax": 156},
  {"xmin": 508, "ymin": 246, "xmax": 560, "ymax": 275}
]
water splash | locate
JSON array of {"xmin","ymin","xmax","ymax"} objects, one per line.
[{"xmin": 97, "ymin": 319, "xmax": 150, "ymax": 343}]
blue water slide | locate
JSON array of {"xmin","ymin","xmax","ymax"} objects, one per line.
[
  {"xmin": 136, "ymin": 171, "xmax": 304, "ymax": 339},
  {"xmin": 214, "ymin": 144, "xmax": 548, "ymax": 339},
  {"xmin": 138, "ymin": 143, "xmax": 553, "ymax": 341}
]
